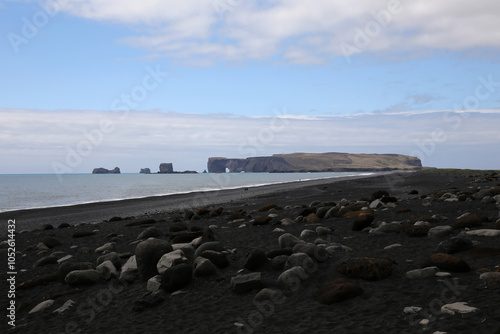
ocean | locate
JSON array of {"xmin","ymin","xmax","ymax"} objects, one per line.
[{"xmin": 0, "ymin": 172, "xmax": 371, "ymax": 213}]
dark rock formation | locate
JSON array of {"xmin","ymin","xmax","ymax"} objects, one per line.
[
  {"xmin": 207, "ymin": 152, "xmax": 422, "ymax": 173},
  {"xmin": 140, "ymin": 168, "xmax": 151, "ymax": 174},
  {"xmin": 92, "ymin": 167, "xmax": 120, "ymax": 174},
  {"xmin": 159, "ymin": 163, "xmax": 174, "ymax": 173}
]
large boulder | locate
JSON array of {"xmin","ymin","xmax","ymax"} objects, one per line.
[
  {"xmin": 160, "ymin": 263, "xmax": 192, "ymax": 292},
  {"xmin": 193, "ymin": 257, "xmax": 217, "ymax": 277},
  {"xmin": 135, "ymin": 238, "xmax": 173, "ymax": 281},
  {"xmin": 157, "ymin": 250, "xmax": 188, "ymax": 274}
]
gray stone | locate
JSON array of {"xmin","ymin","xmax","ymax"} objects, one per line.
[
  {"xmin": 300, "ymin": 229, "xmax": 316, "ymax": 239},
  {"xmin": 137, "ymin": 226, "xmax": 162, "ymax": 240},
  {"xmin": 316, "ymin": 226, "xmax": 332, "ymax": 235},
  {"xmin": 441, "ymin": 302, "xmax": 478, "ymax": 315},
  {"xmin": 428, "ymin": 225, "xmax": 453, "ymax": 238},
  {"xmin": 373, "ymin": 221, "xmax": 401, "ymax": 233},
  {"xmin": 405, "ymin": 266, "xmax": 439, "ymax": 279},
  {"xmin": 34, "ymin": 256, "xmax": 58, "ymax": 267},
  {"xmin": 231, "ymin": 272, "xmax": 263, "ymax": 293},
  {"xmin": 280, "ymin": 218, "xmax": 295, "ymax": 226},
  {"xmin": 270, "ymin": 255, "xmax": 289, "ymax": 271},
  {"xmin": 193, "ymin": 257, "xmax": 217, "ymax": 277},
  {"xmin": 193, "ymin": 241, "xmax": 224, "ymax": 259},
  {"xmin": 253, "ymin": 288, "xmax": 285, "ymax": 303},
  {"xmin": 135, "ymin": 238, "xmax": 173, "ymax": 281},
  {"xmin": 65, "ymin": 269, "xmax": 101, "ymax": 285},
  {"xmin": 95, "ymin": 242, "xmax": 116, "ymax": 254},
  {"xmin": 157, "ymin": 249, "xmax": 188, "ymax": 274},
  {"xmin": 435, "ymin": 235, "xmax": 474, "ymax": 254},
  {"xmin": 172, "ymin": 243, "xmax": 195, "ymax": 260},
  {"xmin": 277, "ymin": 266, "xmax": 308, "ymax": 290},
  {"xmin": 284, "ymin": 252, "xmax": 315, "ymax": 271},
  {"xmin": 53, "ymin": 299, "xmax": 75, "ymax": 314},
  {"xmin": 466, "ymin": 229, "xmax": 500, "ymax": 237},
  {"xmin": 292, "ymin": 243, "xmax": 329, "ymax": 262},
  {"xmin": 147, "ymin": 275, "xmax": 162, "ymax": 292},
  {"xmin": 29, "ymin": 300, "xmax": 55, "ymax": 314},
  {"xmin": 120, "ymin": 255, "xmax": 138, "ymax": 283},
  {"xmin": 97, "ymin": 252, "xmax": 122, "ymax": 270},
  {"xmin": 278, "ymin": 233, "xmax": 305, "ymax": 249},
  {"xmin": 96, "ymin": 260, "xmax": 118, "ymax": 280},
  {"xmin": 42, "ymin": 236, "xmax": 62, "ymax": 248},
  {"xmin": 324, "ymin": 206, "xmax": 339, "ymax": 219}
]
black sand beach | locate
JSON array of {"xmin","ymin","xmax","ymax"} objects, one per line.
[{"xmin": 2, "ymin": 170, "xmax": 500, "ymax": 334}]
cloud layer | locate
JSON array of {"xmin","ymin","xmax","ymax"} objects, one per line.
[
  {"xmin": 1, "ymin": 108, "xmax": 499, "ymax": 173},
  {"xmin": 43, "ymin": 0, "xmax": 500, "ymax": 64}
]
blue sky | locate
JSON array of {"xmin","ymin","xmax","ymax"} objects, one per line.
[{"xmin": 1, "ymin": 0, "xmax": 500, "ymax": 174}]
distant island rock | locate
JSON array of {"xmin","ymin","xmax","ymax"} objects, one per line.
[
  {"xmin": 158, "ymin": 163, "xmax": 197, "ymax": 174},
  {"xmin": 140, "ymin": 168, "xmax": 151, "ymax": 174},
  {"xmin": 207, "ymin": 152, "xmax": 422, "ymax": 173},
  {"xmin": 92, "ymin": 167, "xmax": 121, "ymax": 174}
]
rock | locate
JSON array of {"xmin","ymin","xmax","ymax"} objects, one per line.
[
  {"xmin": 231, "ymin": 272, "xmax": 263, "ymax": 293},
  {"xmin": 324, "ymin": 206, "xmax": 339, "ymax": 219},
  {"xmin": 369, "ymin": 199, "xmax": 385, "ymax": 209},
  {"xmin": 372, "ymin": 221, "xmax": 401, "ymax": 233},
  {"xmin": 406, "ymin": 267, "xmax": 440, "ymax": 279},
  {"xmin": 157, "ymin": 249, "xmax": 188, "ymax": 274},
  {"xmin": 314, "ymin": 278, "xmax": 363, "ymax": 304},
  {"xmin": 58, "ymin": 222, "xmax": 71, "ymax": 229},
  {"xmin": 29, "ymin": 300, "xmax": 55, "ymax": 314},
  {"xmin": 92, "ymin": 167, "xmax": 120, "ymax": 174},
  {"xmin": 172, "ymin": 243, "xmax": 195, "ymax": 260},
  {"xmin": 427, "ymin": 253, "xmax": 471, "ymax": 272},
  {"xmin": 453, "ymin": 214, "xmax": 486, "ymax": 229},
  {"xmin": 53, "ymin": 299, "xmax": 75, "ymax": 314},
  {"xmin": 42, "ymin": 224, "xmax": 54, "ymax": 230},
  {"xmin": 244, "ymin": 249, "xmax": 268, "ymax": 271},
  {"xmin": 403, "ymin": 306, "xmax": 422, "ymax": 314},
  {"xmin": 267, "ymin": 248, "xmax": 293, "ymax": 258},
  {"xmin": 97, "ymin": 252, "xmax": 122, "ymax": 270},
  {"xmin": 352, "ymin": 211, "xmax": 374, "ymax": 231},
  {"xmin": 135, "ymin": 238, "xmax": 173, "ymax": 281},
  {"xmin": 258, "ymin": 204, "xmax": 282, "ymax": 212},
  {"xmin": 284, "ymin": 253, "xmax": 315, "ymax": 271},
  {"xmin": 34, "ymin": 256, "xmax": 58, "ymax": 267},
  {"xmin": 159, "ymin": 163, "xmax": 174, "ymax": 173},
  {"xmin": 316, "ymin": 226, "xmax": 332, "ymax": 235},
  {"xmin": 193, "ymin": 241, "xmax": 224, "ymax": 259},
  {"xmin": 42, "ymin": 236, "xmax": 62, "ymax": 248},
  {"xmin": 271, "ymin": 255, "xmax": 289, "ymax": 271},
  {"xmin": 316, "ymin": 206, "xmax": 331, "ymax": 219},
  {"xmin": 466, "ymin": 229, "xmax": 500, "ymax": 237},
  {"xmin": 300, "ymin": 229, "xmax": 316, "ymax": 239},
  {"xmin": 479, "ymin": 272, "xmax": 500, "ymax": 286},
  {"xmin": 37, "ymin": 242, "xmax": 49, "ymax": 251},
  {"xmin": 170, "ymin": 222, "xmax": 188, "ymax": 233},
  {"xmin": 402, "ymin": 225, "xmax": 431, "ymax": 237},
  {"xmin": 137, "ymin": 227, "xmax": 162, "ymax": 240},
  {"xmin": 120, "ymin": 256, "xmax": 138, "ymax": 283},
  {"xmin": 132, "ymin": 290, "xmax": 167, "ymax": 312},
  {"xmin": 193, "ymin": 257, "xmax": 217, "ymax": 277},
  {"xmin": 96, "ymin": 260, "xmax": 118, "ymax": 280},
  {"xmin": 337, "ymin": 257, "xmax": 393, "ymax": 281},
  {"xmin": 140, "ymin": 168, "xmax": 151, "ymax": 174},
  {"xmin": 435, "ymin": 235, "xmax": 474, "ymax": 254},
  {"xmin": 95, "ymin": 242, "xmax": 116, "ymax": 253},
  {"xmin": 428, "ymin": 226, "xmax": 454, "ymax": 238},
  {"xmin": 278, "ymin": 233, "xmax": 305, "ymax": 249},
  {"xmin": 384, "ymin": 243, "xmax": 402, "ymax": 250},
  {"xmin": 441, "ymin": 302, "xmax": 478, "ymax": 315},
  {"xmin": 253, "ymin": 288, "xmax": 284, "ymax": 303},
  {"xmin": 160, "ymin": 263, "xmax": 192, "ymax": 292},
  {"xmin": 147, "ymin": 275, "xmax": 162, "ymax": 292},
  {"xmin": 252, "ymin": 216, "xmax": 273, "ymax": 226},
  {"xmin": 280, "ymin": 218, "xmax": 295, "ymax": 226},
  {"xmin": 277, "ymin": 266, "xmax": 307, "ymax": 290},
  {"xmin": 199, "ymin": 250, "xmax": 229, "ymax": 268},
  {"xmin": 305, "ymin": 213, "xmax": 320, "ymax": 224},
  {"xmin": 65, "ymin": 269, "xmax": 101, "ymax": 285},
  {"xmin": 372, "ymin": 190, "xmax": 389, "ymax": 199},
  {"xmin": 57, "ymin": 255, "xmax": 73, "ymax": 264},
  {"xmin": 58, "ymin": 262, "xmax": 94, "ymax": 282},
  {"xmin": 292, "ymin": 243, "xmax": 329, "ymax": 262}
]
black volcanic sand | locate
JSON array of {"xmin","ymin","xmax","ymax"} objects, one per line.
[{"xmin": 1, "ymin": 170, "xmax": 500, "ymax": 334}]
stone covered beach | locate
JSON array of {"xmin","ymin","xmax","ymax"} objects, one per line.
[{"xmin": 1, "ymin": 170, "xmax": 500, "ymax": 334}]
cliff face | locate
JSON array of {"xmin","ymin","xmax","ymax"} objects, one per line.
[
  {"xmin": 207, "ymin": 152, "xmax": 422, "ymax": 173},
  {"xmin": 92, "ymin": 167, "xmax": 121, "ymax": 174}
]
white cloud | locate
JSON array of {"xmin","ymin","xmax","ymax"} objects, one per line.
[
  {"xmin": 41, "ymin": 0, "xmax": 500, "ymax": 64},
  {"xmin": 1, "ymin": 108, "xmax": 499, "ymax": 173}
]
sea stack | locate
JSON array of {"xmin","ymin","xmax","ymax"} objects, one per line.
[{"xmin": 92, "ymin": 167, "xmax": 121, "ymax": 174}]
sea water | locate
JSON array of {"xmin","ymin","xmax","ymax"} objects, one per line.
[{"xmin": 0, "ymin": 172, "xmax": 370, "ymax": 212}]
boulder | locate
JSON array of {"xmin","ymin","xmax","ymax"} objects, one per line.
[
  {"xmin": 453, "ymin": 214, "xmax": 486, "ymax": 229},
  {"xmin": 199, "ymin": 250, "xmax": 229, "ymax": 268},
  {"xmin": 305, "ymin": 213, "xmax": 320, "ymax": 224},
  {"xmin": 284, "ymin": 253, "xmax": 315, "ymax": 271},
  {"xmin": 231, "ymin": 272, "xmax": 263, "ymax": 293},
  {"xmin": 292, "ymin": 243, "xmax": 329, "ymax": 262},
  {"xmin": 193, "ymin": 257, "xmax": 217, "ymax": 277},
  {"xmin": 441, "ymin": 302, "xmax": 478, "ymax": 315},
  {"xmin": 428, "ymin": 225, "xmax": 453, "ymax": 238},
  {"xmin": 267, "ymin": 248, "xmax": 293, "ymax": 259},
  {"xmin": 244, "ymin": 249, "xmax": 268, "ymax": 271},
  {"xmin": 337, "ymin": 257, "xmax": 393, "ymax": 281},
  {"xmin": 159, "ymin": 163, "xmax": 174, "ymax": 173},
  {"xmin": 160, "ymin": 263, "xmax": 192, "ymax": 292},
  {"xmin": 147, "ymin": 275, "xmax": 162, "ymax": 292},
  {"xmin": 120, "ymin": 255, "xmax": 138, "ymax": 283},
  {"xmin": 97, "ymin": 252, "xmax": 122, "ymax": 270},
  {"xmin": 270, "ymin": 255, "xmax": 289, "ymax": 271},
  {"xmin": 135, "ymin": 238, "xmax": 173, "ymax": 281},
  {"xmin": 58, "ymin": 262, "xmax": 94, "ymax": 282},
  {"xmin": 65, "ymin": 269, "xmax": 101, "ymax": 285},
  {"xmin": 427, "ymin": 253, "xmax": 471, "ymax": 272},
  {"xmin": 405, "ymin": 267, "xmax": 439, "ymax": 279},
  {"xmin": 42, "ymin": 236, "xmax": 62, "ymax": 248},
  {"xmin": 278, "ymin": 233, "xmax": 305, "ymax": 249},
  {"xmin": 435, "ymin": 235, "xmax": 474, "ymax": 254},
  {"xmin": 277, "ymin": 266, "xmax": 307, "ymax": 290},
  {"xmin": 29, "ymin": 300, "xmax": 55, "ymax": 314},
  {"xmin": 252, "ymin": 216, "xmax": 273, "ymax": 226},
  {"xmin": 95, "ymin": 242, "xmax": 116, "ymax": 254},
  {"xmin": 157, "ymin": 250, "xmax": 188, "ymax": 274},
  {"xmin": 137, "ymin": 227, "xmax": 162, "ymax": 240},
  {"xmin": 314, "ymin": 278, "xmax": 363, "ymax": 304},
  {"xmin": 96, "ymin": 260, "xmax": 118, "ymax": 280},
  {"xmin": 34, "ymin": 256, "xmax": 58, "ymax": 267},
  {"xmin": 352, "ymin": 211, "xmax": 374, "ymax": 231},
  {"xmin": 466, "ymin": 229, "xmax": 500, "ymax": 237}
]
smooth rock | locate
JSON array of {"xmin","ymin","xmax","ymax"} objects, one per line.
[
  {"xmin": 193, "ymin": 256, "xmax": 217, "ymax": 277},
  {"xmin": 135, "ymin": 238, "xmax": 173, "ymax": 281},
  {"xmin": 435, "ymin": 235, "xmax": 474, "ymax": 254},
  {"xmin": 300, "ymin": 229, "xmax": 316, "ymax": 239},
  {"xmin": 120, "ymin": 255, "xmax": 138, "ymax": 283},
  {"xmin": 427, "ymin": 253, "xmax": 471, "ymax": 272},
  {"xmin": 253, "ymin": 288, "xmax": 285, "ymax": 303},
  {"xmin": 441, "ymin": 302, "xmax": 478, "ymax": 315},
  {"xmin": 270, "ymin": 255, "xmax": 289, "ymax": 271},
  {"xmin": 157, "ymin": 249, "xmax": 188, "ymax": 274},
  {"xmin": 147, "ymin": 275, "xmax": 162, "ymax": 292},
  {"xmin": 316, "ymin": 226, "xmax": 332, "ymax": 235},
  {"xmin": 193, "ymin": 241, "xmax": 223, "ymax": 259},
  {"xmin": 428, "ymin": 226, "xmax": 453, "ymax": 238},
  {"xmin": 58, "ymin": 262, "xmax": 94, "ymax": 282},
  {"xmin": 96, "ymin": 260, "xmax": 118, "ymax": 280},
  {"xmin": 466, "ymin": 229, "xmax": 500, "ymax": 237},
  {"xmin": 231, "ymin": 272, "xmax": 263, "ymax": 293},
  {"xmin": 278, "ymin": 266, "xmax": 307, "ymax": 290},
  {"xmin": 57, "ymin": 255, "xmax": 74, "ymax": 264},
  {"xmin": 42, "ymin": 236, "xmax": 62, "ymax": 248},
  {"xmin": 292, "ymin": 243, "xmax": 329, "ymax": 262},
  {"xmin": 404, "ymin": 306, "xmax": 422, "ymax": 314},
  {"xmin": 384, "ymin": 244, "xmax": 402, "ymax": 250},
  {"xmin": 284, "ymin": 252, "xmax": 315, "ymax": 271},
  {"xmin": 199, "ymin": 250, "xmax": 229, "ymax": 268},
  {"xmin": 406, "ymin": 267, "xmax": 439, "ymax": 279},
  {"xmin": 29, "ymin": 300, "xmax": 55, "ymax": 314},
  {"xmin": 34, "ymin": 256, "xmax": 58, "ymax": 267},
  {"xmin": 137, "ymin": 226, "xmax": 162, "ymax": 240},
  {"xmin": 95, "ymin": 242, "xmax": 116, "ymax": 254},
  {"xmin": 65, "ymin": 269, "xmax": 101, "ymax": 285},
  {"xmin": 97, "ymin": 252, "xmax": 122, "ymax": 270},
  {"xmin": 278, "ymin": 233, "xmax": 305, "ymax": 249},
  {"xmin": 280, "ymin": 218, "xmax": 295, "ymax": 226}
]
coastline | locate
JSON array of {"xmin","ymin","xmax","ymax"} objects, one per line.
[{"xmin": 0, "ymin": 171, "xmax": 388, "ymax": 233}]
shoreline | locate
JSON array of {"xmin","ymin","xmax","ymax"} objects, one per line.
[{"xmin": 0, "ymin": 171, "xmax": 390, "ymax": 233}]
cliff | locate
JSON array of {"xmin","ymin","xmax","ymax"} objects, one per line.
[
  {"xmin": 92, "ymin": 167, "xmax": 121, "ymax": 174},
  {"xmin": 207, "ymin": 152, "xmax": 422, "ymax": 173}
]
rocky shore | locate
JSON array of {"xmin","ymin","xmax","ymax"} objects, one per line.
[{"xmin": 1, "ymin": 170, "xmax": 500, "ymax": 334}]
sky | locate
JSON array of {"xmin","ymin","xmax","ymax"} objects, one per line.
[{"xmin": 1, "ymin": 0, "xmax": 499, "ymax": 174}]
